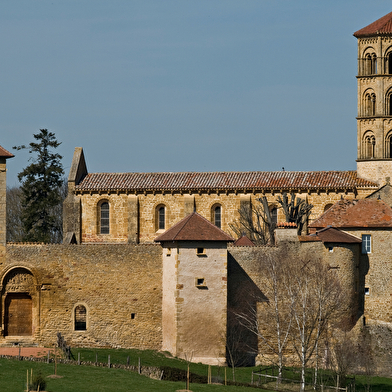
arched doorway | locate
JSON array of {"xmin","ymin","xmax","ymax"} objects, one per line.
[{"xmin": 1, "ymin": 268, "xmax": 35, "ymax": 337}]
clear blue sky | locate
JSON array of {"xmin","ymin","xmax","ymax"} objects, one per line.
[{"xmin": 1, "ymin": 1, "xmax": 391, "ymax": 186}]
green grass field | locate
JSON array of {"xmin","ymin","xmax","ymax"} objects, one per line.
[
  {"xmin": 0, "ymin": 348, "xmax": 269, "ymax": 392},
  {"xmin": 1, "ymin": 348, "xmax": 392, "ymax": 392}
]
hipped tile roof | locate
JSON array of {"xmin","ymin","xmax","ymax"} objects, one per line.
[
  {"xmin": 75, "ymin": 170, "xmax": 376, "ymax": 192},
  {"xmin": 0, "ymin": 145, "xmax": 14, "ymax": 159},
  {"xmin": 309, "ymin": 199, "xmax": 392, "ymax": 229},
  {"xmin": 155, "ymin": 212, "xmax": 234, "ymax": 242},
  {"xmin": 354, "ymin": 11, "xmax": 392, "ymax": 37},
  {"xmin": 233, "ymin": 235, "xmax": 255, "ymax": 247},
  {"xmin": 314, "ymin": 227, "xmax": 362, "ymax": 243}
]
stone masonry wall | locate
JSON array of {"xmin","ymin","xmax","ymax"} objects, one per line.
[
  {"xmin": 79, "ymin": 190, "xmax": 371, "ymax": 244},
  {"xmin": 0, "ymin": 244, "xmax": 162, "ymax": 350}
]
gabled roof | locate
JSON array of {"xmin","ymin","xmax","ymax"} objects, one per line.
[
  {"xmin": 354, "ymin": 11, "xmax": 392, "ymax": 37},
  {"xmin": 0, "ymin": 145, "xmax": 14, "ymax": 159},
  {"xmin": 75, "ymin": 170, "xmax": 377, "ymax": 193},
  {"xmin": 315, "ymin": 227, "xmax": 362, "ymax": 244},
  {"xmin": 233, "ymin": 235, "xmax": 255, "ymax": 247},
  {"xmin": 309, "ymin": 199, "xmax": 392, "ymax": 229},
  {"xmin": 154, "ymin": 212, "xmax": 234, "ymax": 242}
]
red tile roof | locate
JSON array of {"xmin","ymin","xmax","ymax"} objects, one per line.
[
  {"xmin": 354, "ymin": 11, "xmax": 392, "ymax": 37},
  {"xmin": 233, "ymin": 235, "xmax": 255, "ymax": 247},
  {"xmin": 309, "ymin": 199, "xmax": 392, "ymax": 229},
  {"xmin": 154, "ymin": 212, "xmax": 234, "ymax": 242},
  {"xmin": 314, "ymin": 227, "xmax": 361, "ymax": 243},
  {"xmin": 0, "ymin": 145, "xmax": 14, "ymax": 159},
  {"xmin": 75, "ymin": 170, "xmax": 376, "ymax": 192}
]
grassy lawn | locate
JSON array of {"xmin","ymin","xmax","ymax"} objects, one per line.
[
  {"xmin": 0, "ymin": 350, "xmax": 271, "ymax": 392},
  {"xmin": 2, "ymin": 348, "xmax": 392, "ymax": 392}
]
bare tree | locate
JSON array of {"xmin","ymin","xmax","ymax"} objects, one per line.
[
  {"xmin": 276, "ymin": 192, "xmax": 313, "ymax": 235},
  {"xmin": 286, "ymin": 253, "xmax": 345, "ymax": 392},
  {"xmin": 6, "ymin": 186, "xmax": 24, "ymax": 242},
  {"xmin": 236, "ymin": 247, "xmax": 292, "ymax": 384},
  {"xmin": 229, "ymin": 196, "xmax": 275, "ymax": 245}
]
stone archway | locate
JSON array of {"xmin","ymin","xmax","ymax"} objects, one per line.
[{"xmin": 1, "ymin": 268, "xmax": 35, "ymax": 338}]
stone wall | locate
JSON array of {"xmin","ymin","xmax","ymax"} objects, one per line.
[
  {"xmin": 78, "ymin": 190, "xmax": 369, "ymax": 244},
  {"xmin": 0, "ymin": 243, "xmax": 162, "ymax": 350},
  {"xmin": 344, "ymin": 228, "xmax": 392, "ymax": 324}
]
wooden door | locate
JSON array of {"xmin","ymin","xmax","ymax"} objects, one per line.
[{"xmin": 5, "ymin": 293, "xmax": 32, "ymax": 336}]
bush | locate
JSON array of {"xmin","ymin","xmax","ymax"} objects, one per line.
[{"xmin": 30, "ymin": 372, "xmax": 46, "ymax": 391}]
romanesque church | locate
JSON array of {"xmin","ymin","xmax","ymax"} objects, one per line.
[{"xmin": 2, "ymin": 11, "xmax": 392, "ymax": 372}]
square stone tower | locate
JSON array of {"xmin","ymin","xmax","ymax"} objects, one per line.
[
  {"xmin": 156, "ymin": 212, "xmax": 233, "ymax": 365},
  {"xmin": 355, "ymin": 11, "xmax": 392, "ymax": 185}
]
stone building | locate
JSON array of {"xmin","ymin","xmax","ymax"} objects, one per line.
[{"xmin": 2, "ymin": 11, "xmax": 392, "ymax": 372}]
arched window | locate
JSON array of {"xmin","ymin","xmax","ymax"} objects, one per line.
[
  {"xmin": 386, "ymin": 90, "xmax": 392, "ymax": 115},
  {"xmin": 364, "ymin": 132, "xmax": 376, "ymax": 158},
  {"xmin": 324, "ymin": 203, "xmax": 333, "ymax": 212},
  {"xmin": 212, "ymin": 205, "xmax": 222, "ymax": 228},
  {"xmin": 270, "ymin": 207, "xmax": 278, "ymax": 225},
  {"xmin": 385, "ymin": 132, "xmax": 392, "ymax": 158},
  {"xmin": 364, "ymin": 92, "xmax": 376, "ymax": 116},
  {"xmin": 99, "ymin": 201, "xmax": 110, "ymax": 234},
  {"xmin": 156, "ymin": 205, "xmax": 165, "ymax": 231},
  {"xmin": 385, "ymin": 52, "xmax": 392, "ymax": 74},
  {"xmin": 74, "ymin": 305, "xmax": 87, "ymax": 331},
  {"xmin": 364, "ymin": 52, "xmax": 377, "ymax": 75}
]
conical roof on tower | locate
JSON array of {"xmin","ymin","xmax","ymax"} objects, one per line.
[{"xmin": 354, "ymin": 11, "xmax": 392, "ymax": 37}]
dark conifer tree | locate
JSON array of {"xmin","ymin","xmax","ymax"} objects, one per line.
[{"xmin": 13, "ymin": 129, "xmax": 64, "ymax": 243}]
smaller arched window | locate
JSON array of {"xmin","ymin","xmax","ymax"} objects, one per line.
[
  {"xmin": 156, "ymin": 205, "xmax": 166, "ymax": 231},
  {"xmin": 324, "ymin": 203, "xmax": 333, "ymax": 212},
  {"xmin": 363, "ymin": 132, "xmax": 376, "ymax": 159},
  {"xmin": 99, "ymin": 201, "xmax": 110, "ymax": 234},
  {"xmin": 364, "ymin": 53, "xmax": 377, "ymax": 74},
  {"xmin": 74, "ymin": 305, "xmax": 87, "ymax": 331},
  {"xmin": 385, "ymin": 52, "xmax": 392, "ymax": 74},
  {"xmin": 270, "ymin": 207, "xmax": 278, "ymax": 225},
  {"xmin": 386, "ymin": 90, "xmax": 392, "ymax": 115},
  {"xmin": 385, "ymin": 132, "xmax": 392, "ymax": 158},
  {"xmin": 364, "ymin": 92, "xmax": 376, "ymax": 116},
  {"xmin": 212, "ymin": 205, "xmax": 222, "ymax": 228}
]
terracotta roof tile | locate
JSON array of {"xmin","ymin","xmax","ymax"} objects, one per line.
[
  {"xmin": 233, "ymin": 235, "xmax": 255, "ymax": 247},
  {"xmin": 76, "ymin": 170, "xmax": 376, "ymax": 192},
  {"xmin": 354, "ymin": 11, "xmax": 392, "ymax": 37},
  {"xmin": 309, "ymin": 199, "xmax": 392, "ymax": 229},
  {"xmin": 0, "ymin": 145, "xmax": 14, "ymax": 159},
  {"xmin": 314, "ymin": 227, "xmax": 362, "ymax": 243},
  {"xmin": 154, "ymin": 212, "xmax": 234, "ymax": 242}
]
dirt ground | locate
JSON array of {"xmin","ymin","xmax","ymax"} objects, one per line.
[{"xmin": 0, "ymin": 347, "xmax": 51, "ymax": 358}]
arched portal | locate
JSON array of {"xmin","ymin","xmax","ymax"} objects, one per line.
[{"xmin": 1, "ymin": 268, "xmax": 36, "ymax": 337}]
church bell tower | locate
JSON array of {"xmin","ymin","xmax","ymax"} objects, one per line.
[{"xmin": 355, "ymin": 11, "xmax": 392, "ymax": 185}]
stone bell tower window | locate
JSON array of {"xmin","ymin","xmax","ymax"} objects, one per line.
[
  {"xmin": 364, "ymin": 53, "xmax": 377, "ymax": 75},
  {"xmin": 386, "ymin": 52, "xmax": 392, "ymax": 74},
  {"xmin": 364, "ymin": 133, "xmax": 375, "ymax": 158},
  {"xmin": 364, "ymin": 92, "xmax": 376, "ymax": 116}
]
